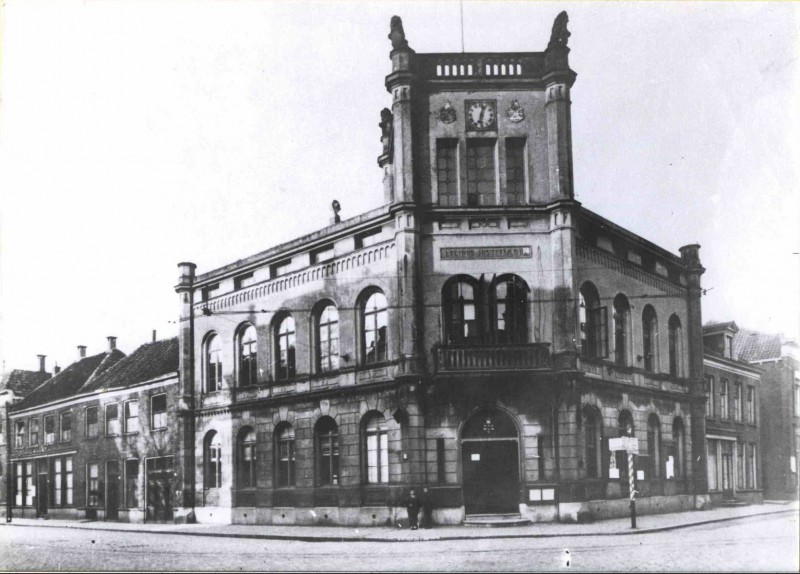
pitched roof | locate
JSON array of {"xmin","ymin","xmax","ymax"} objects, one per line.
[
  {"xmin": 733, "ymin": 328, "xmax": 783, "ymax": 362},
  {"xmin": 703, "ymin": 321, "xmax": 739, "ymax": 334},
  {"xmin": 79, "ymin": 338, "xmax": 178, "ymax": 393},
  {"xmin": 11, "ymin": 350, "xmax": 125, "ymax": 411},
  {"xmin": 0, "ymin": 369, "xmax": 52, "ymax": 397}
]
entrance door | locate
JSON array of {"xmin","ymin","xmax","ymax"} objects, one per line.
[
  {"xmin": 721, "ymin": 442, "xmax": 734, "ymax": 496},
  {"xmin": 36, "ymin": 471, "xmax": 49, "ymax": 517},
  {"xmin": 106, "ymin": 461, "xmax": 120, "ymax": 521},
  {"xmin": 146, "ymin": 456, "xmax": 174, "ymax": 522},
  {"xmin": 461, "ymin": 409, "xmax": 520, "ymax": 515}
]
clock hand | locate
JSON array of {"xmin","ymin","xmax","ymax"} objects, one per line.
[{"xmin": 479, "ymin": 103, "xmax": 486, "ymax": 125}]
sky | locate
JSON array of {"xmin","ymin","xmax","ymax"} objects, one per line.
[{"xmin": 0, "ymin": 0, "xmax": 798, "ymax": 374}]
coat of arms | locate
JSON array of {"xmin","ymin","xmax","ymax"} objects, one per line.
[
  {"xmin": 506, "ymin": 99, "xmax": 525, "ymax": 123},
  {"xmin": 438, "ymin": 102, "xmax": 456, "ymax": 124}
]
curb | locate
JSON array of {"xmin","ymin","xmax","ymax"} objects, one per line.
[{"xmin": 2, "ymin": 507, "xmax": 795, "ymax": 543}]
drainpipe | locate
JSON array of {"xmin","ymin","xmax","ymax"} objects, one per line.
[{"xmin": 5, "ymin": 403, "xmax": 12, "ymax": 523}]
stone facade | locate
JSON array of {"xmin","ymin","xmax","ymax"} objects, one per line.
[{"xmin": 175, "ymin": 14, "xmax": 708, "ymax": 526}]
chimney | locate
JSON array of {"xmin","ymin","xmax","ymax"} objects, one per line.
[
  {"xmin": 152, "ymin": 330, "xmax": 157, "ymax": 343},
  {"xmin": 37, "ymin": 354, "xmax": 46, "ymax": 373},
  {"xmin": 54, "ymin": 364, "xmax": 61, "ymax": 375},
  {"xmin": 78, "ymin": 345, "xmax": 87, "ymax": 358},
  {"xmin": 107, "ymin": 336, "xmax": 117, "ymax": 351}
]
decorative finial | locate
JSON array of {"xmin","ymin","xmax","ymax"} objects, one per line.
[
  {"xmin": 388, "ymin": 15, "xmax": 409, "ymax": 50},
  {"xmin": 548, "ymin": 11, "xmax": 570, "ymax": 49},
  {"xmin": 331, "ymin": 200, "xmax": 341, "ymax": 224}
]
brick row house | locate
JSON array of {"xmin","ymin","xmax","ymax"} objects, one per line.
[
  {"xmin": 168, "ymin": 14, "xmax": 710, "ymax": 526},
  {"xmin": 6, "ymin": 338, "xmax": 181, "ymax": 522},
  {"xmin": 702, "ymin": 322, "xmax": 762, "ymax": 504}
]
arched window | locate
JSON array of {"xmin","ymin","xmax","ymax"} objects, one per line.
[
  {"xmin": 204, "ymin": 431, "xmax": 222, "ymax": 489},
  {"xmin": 672, "ymin": 418, "xmax": 686, "ymax": 479},
  {"xmin": 494, "ymin": 275, "xmax": 528, "ymax": 344},
  {"xmin": 647, "ymin": 414, "xmax": 662, "ymax": 478},
  {"xmin": 443, "ymin": 277, "xmax": 480, "ymax": 345},
  {"xmin": 613, "ymin": 294, "xmax": 631, "ymax": 366},
  {"xmin": 237, "ymin": 427, "xmax": 256, "ymax": 488},
  {"xmin": 642, "ymin": 305, "xmax": 659, "ymax": 373},
  {"xmin": 317, "ymin": 305, "xmax": 340, "ymax": 373},
  {"xmin": 668, "ymin": 314, "xmax": 683, "ymax": 377},
  {"xmin": 363, "ymin": 291, "xmax": 388, "ymax": 365},
  {"xmin": 579, "ymin": 282, "xmax": 607, "ymax": 359},
  {"xmin": 238, "ymin": 325, "xmax": 258, "ymax": 387},
  {"xmin": 363, "ymin": 412, "xmax": 389, "ymax": 484},
  {"xmin": 583, "ymin": 405, "xmax": 602, "ymax": 479},
  {"xmin": 204, "ymin": 334, "xmax": 222, "ymax": 393},
  {"xmin": 613, "ymin": 410, "xmax": 634, "ymax": 482},
  {"xmin": 316, "ymin": 417, "xmax": 339, "ymax": 486},
  {"xmin": 275, "ymin": 316, "xmax": 296, "ymax": 380},
  {"xmin": 275, "ymin": 423, "xmax": 295, "ymax": 488}
]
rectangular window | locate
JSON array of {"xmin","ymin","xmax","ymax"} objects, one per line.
[
  {"xmin": 86, "ymin": 406, "xmax": 99, "ymax": 438},
  {"xmin": 234, "ymin": 272, "xmax": 255, "ymax": 290},
  {"xmin": 105, "ymin": 404, "xmax": 120, "ymax": 436},
  {"xmin": 30, "ymin": 418, "xmax": 40, "ymax": 446},
  {"xmin": 705, "ymin": 376, "xmax": 715, "ymax": 417},
  {"xmin": 436, "ymin": 438, "xmax": 446, "ymax": 484},
  {"xmin": 25, "ymin": 461, "xmax": 34, "ymax": 506},
  {"xmin": 88, "ymin": 462, "xmax": 101, "ymax": 507},
  {"xmin": 15, "ymin": 421, "xmax": 25, "ymax": 448},
  {"xmin": 720, "ymin": 380, "xmax": 729, "ymax": 419},
  {"xmin": 505, "ymin": 137, "xmax": 526, "ymax": 205},
  {"xmin": 590, "ymin": 307, "xmax": 609, "ymax": 358},
  {"xmin": 14, "ymin": 462, "xmax": 31, "ymax": 506},
  {"xmin": 50, "ymin": 456, "xmax": 73, "ymax": 506},
  {"xmin": 271, "ymin": 259, "xmax": 292, "ymax": 278},
  {"xmin": 737, "ymin": 443, "xmax": 745, "ymax": 489},
  {"xmin": 465, "ymin": 139, "xmax": 496, "ymax": 206},
  {"xmin": 311, "ymin": 245, "xmax": 335, "ymax": 264},
  {"xmin": 355, "ymin": 227, "xmax": 382, "ymax": 249},
  {"xmin": 124, "ymin": 401, "xmax": 139, "ymax": 434},
  {"xmin": 60, "ymin": 412, "xmax": 72, "ymax": 442},
  {"xmin": 151, "ymin": 394, "xmax": 167, "ymax": 430},
  {"xmin": 436, "ymin": 139, "xmax": 459, "ymax": 206},
  {"xmin": 201, "ymin": 283, "xmax": 220, "ymax": 302},
  {"xmin": 44, "ymin": 415, "xmax": 55, "ymax": 444},
  {"xmin": 125, "ymin": 459, "xmax": 140, "ymax": 509},
  {"xmin": 734, "ymin": 384, "xmax": 742, "ymax": 422}
]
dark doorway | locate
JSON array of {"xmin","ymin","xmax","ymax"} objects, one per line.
[
  {"xmin": 36, "ymin": 469, "xmax": 48, "ymax": 518},
  {"xmin": 461, "ymin": 409, "xmax": 520, "ymax": 515},
  {"xmin": 106, "ymin": 461, "xmax": 120, "ymax": 521},
  {"xmin": 146, "ymin": 456, "xmax": 174, "ymax": 522}
]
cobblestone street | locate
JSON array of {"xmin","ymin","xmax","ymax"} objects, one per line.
[{"xmin": 1, "ymin": 512, "xmax": 797, "ymax": 571}]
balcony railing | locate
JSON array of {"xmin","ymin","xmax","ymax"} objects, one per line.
[{"xmin": 434, "ymin": 343, "xmax": 552, "ymax": 373}]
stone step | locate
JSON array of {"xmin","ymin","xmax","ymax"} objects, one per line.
[
  {"xmin": 720, "ymin": 499, "xmax": 749, "ymax": 507},
  {"xmin": 464, "ymin": 513, "xmax": 532, "ymax": 528}
]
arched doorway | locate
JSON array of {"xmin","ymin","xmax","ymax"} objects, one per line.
[{"xmin": 461, "ymin": 408, "xmax": 520, "ymax": 515}]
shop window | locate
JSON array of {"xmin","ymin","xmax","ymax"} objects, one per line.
[
  {"xmin": 14, "ymin": 462, "xmax": 34, "ymax": 507},
  {"xmin": 364, "ymin": 412, "xmax": 389, "ymax": 484},
  {"xmin": 51, "ymin": 456, "xmax": 73, "ymax": 506},
  {"xmin": 465, "ymin": 139, "xmax": 497, "ymax": 206},
  {"xmin": 238, "ymin": 324, "xmax": 258, "ymax": 387},
  {"xmin": 436, "ymin": 139, "xmax": 459, "ymax": 206},
  {"xmin": 87, "ymin": 462, "xmax": 101, "ymax": 507},
  {"xmin": 204, "ymin": 333, "xmax": 223, "ymax": 393},
  {"xmin": 494, "ymin": 275, "xmax": 529, "ymax": 344},
  {"xmin": 238, "ymin": 427, "xmax": 257, "ymax": 489},
  {"xmin": 86, "ymin": 407, "xmax": 99, "ymax": 438},
  {"xmin": 204, "ymin": 431, "xmax": 222, "ymax": 489},
  {"xmin": 362, "ymin": 291, "xmax": 388, "ymax": 365},
  {"xmin": 60, "ymin": 411, "xmax": 72, "ymax": 442},
  {"xmin": 125, "ymin": 401, "xmax": 139, "ymax": 434},
  {"xmin": 275, "ymin": 423, "xmax": 295, "ymax": 488},
  {"xmin": 317, "ymin": 304, "xmax": 340, "ymax": 373},
  {"xmin": 442, "ymin": 277, "xmax": 481, "ymax": 345},
  {"xmin": 579, "ymin": 282, "xmax": 607, "ymax": 359},
  {"xmin": 707, "ymin": 440, "xmax": 718, "ymax": 490},
  {"xmin": 151, "ymin": 394, "xmax": 167, "ymax": 430},
  {"xmin": 275, "ymin": 315, "xmax": 296, "ymax": 380},
  {"xmin": 316, "ymin": 417, "xmax": 340, "ymax": 486}
]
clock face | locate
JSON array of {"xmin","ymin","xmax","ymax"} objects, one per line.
[{"xmin": 466, "ymin": 100, "xmax": 497, "ymax": 131}]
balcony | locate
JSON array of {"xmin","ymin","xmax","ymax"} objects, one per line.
[{"xmin": 433, "ymin": 343, "xmax": 552, "ymax": 374}]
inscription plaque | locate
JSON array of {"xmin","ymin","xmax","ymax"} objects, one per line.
[{"xmin": 440, "ymin": 246, "xmax": 532, "ymax": 260}]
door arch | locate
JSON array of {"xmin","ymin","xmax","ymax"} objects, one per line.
[{"xmin": 461, "ymin": 408, "xmax": 520, "ymax": 515}]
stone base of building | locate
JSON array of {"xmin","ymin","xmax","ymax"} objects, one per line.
[
  {"xmin": 707, "ymin": 490, "xmax": 763, "ymax": 507},
  {"xmin": 557, "ymin": 495, "xmax": 698, "ymax": 523}
]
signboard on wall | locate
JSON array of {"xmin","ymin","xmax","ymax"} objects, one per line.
[{"xmin": 440, "ymin": 246, "xmax": 532, "ymax": 260}]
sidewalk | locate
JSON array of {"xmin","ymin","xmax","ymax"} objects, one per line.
[{"xmin": 2, "ymin": 501, "xmax": 797, "ymax": 543}]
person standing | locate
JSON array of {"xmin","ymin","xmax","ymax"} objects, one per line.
[{"xmin": 405, "ymin": 488, "xmax": 421, "ymax": 530}]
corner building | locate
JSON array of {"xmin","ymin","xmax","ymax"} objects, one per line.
[{"xmin": 177, "ymin": 14, "xmax": 709, "ymax": 526}]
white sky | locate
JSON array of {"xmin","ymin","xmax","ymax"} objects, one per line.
[{"xmin": 0, "ymin": 0, "xmax": 798, "ymax": 373}]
